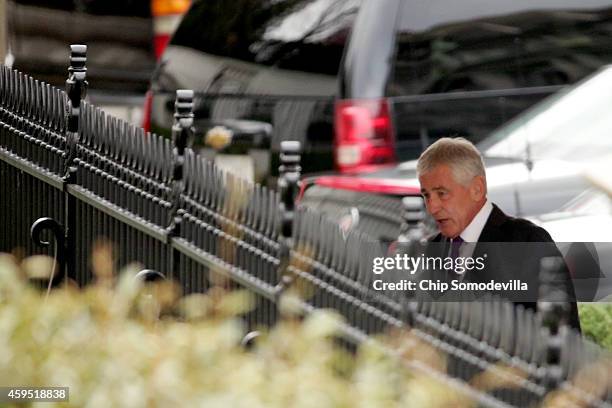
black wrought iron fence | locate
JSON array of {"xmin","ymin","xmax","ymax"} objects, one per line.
[{"xmin": 0, "ymin": 45, "xmax": 611, "ymax": 407}]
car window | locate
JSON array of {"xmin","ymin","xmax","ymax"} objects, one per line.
[
  {"xmin": 388, "ymin": 0, "xmax": 612, "ymax": 95},
  {"xmin": 478, "ymin": 66, "xmax": 612, "ymax": 163},
  {"xmin": 169, "ymin": 0, "xmax": 360, "ymax": 76}
]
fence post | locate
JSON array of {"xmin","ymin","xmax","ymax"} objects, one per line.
[
  {"xmin": 31, "ymin": 44, "xmax": 87, "ymax": 285},
  {"xmin": 63, "ymin": 44, "xmax": 87, "ymax": 284},
  {"xmin": 167, "ymin": 90, "xmax": 194, "ymax": 282},
  {"xmin": 397, "ymin": 196, "xmax": 427, "ymax": 250},
  {"xmin": 538, "ymin": 256, "xmax": 570, "ymax": 392},
  {"xmin": 397, "ymin": 196, "xmax": 427, "ymax": 324},
  {"xmin": 64, "ymin": 44, "xmax": 87, "ymax": 178},
  {"xmin": 275, "ymin": 141, "xmax": 301, "ymax": 298}
]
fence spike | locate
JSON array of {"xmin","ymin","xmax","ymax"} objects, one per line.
[
  {"xmin": 0, "ymin": 66, "xmax": 4, "ymax": 105},
  {"xmin": 95, "ymin": 108, "xmax": 104, "ymax": 151},
  {"xmin": 0, "ymin": 66, "xmax": 6, "ymax": 106},
  {"xmin": 187, "ymin": 154, "xmax": 198, "ymax": 201},
  {"xmin": 240, "ymin": 179, "xmax": 250, "ymax": 225},
  {"xmin": 5, "ymin": 68, "xmax": 10, "ymax": 108},
  {"xmin": 262, "ymin": 188, "xmax": 272, "ymax": 237},
  {"xmin": 50, "ymin": 85, "xmax": 59, "ymax": 130},
  {"xmin": 25, "ymin": 74, "xmax": 33, "ymax": 119},
  {"xmin": 157, "ymin": 134, "xmax": 166, "ymax": 181},
  {"xmin": 119, "ymin": 120, "xmax": 131, "ymax": 165},
  {"xmin": 194, "ymin": 155, "xmax": 204, "ymax": 200},
  {"xmin": 108, "ymin": 115, "xmax": 117, "ymax": 157},
  {"xmin": 146, "ymin": 132, "xmax": 158, "ymax": 178},
  {"xmin": 252, "ymin": 184, "xmax": 263, "ymax": 232},
  {"xmin": 183, "ymin": 150, "xmax": 194, "ymax": 196},
  {"xmin": 154, "ymin": 132, "xmax": 165, "ymax": 179},
  {"xmin": 56, "ymin": 88, "xmax": 66, "ymax": 132},
  {"xmin": 213, "ymin": 166, "xmax": 222, "ymax": 213},
  {"xmin": 131, "ymin": 127, "xmax": 143, "ymax": 170},
  {"xmin": 2, "ymin": 66, "xmax": 7, "ymax": 105},
  {"xmin": 23, "ymin": 74, "xmax": 32, "ymax": 119},
  {"xmin": 9, "ymin": 70, "xmax": 16, "ymax": 112},
  {"xmin": 137, "ymin": 126, "xmax": 148, "ymax": 173},
  {"xmin": 30, "ymin": 79, "xmax": 39, "ymax": 122},
  {"xmin": 29, "ymin": 76, "xmax": 37, "ymax": 121},
  {"xmin": 22, "ymin": 74, "xmax": 29, "ymax": 118},
  {"xmin": 109, "ymin": 116, "xmax": 119, "ymax": 160},
  {"xmin": 14, "ymin": 71, "xmax": 21, "ymax": 114},
  {"xmin": 196, "ymin": 154, "xmax": 206, "ymax": 200},
  {"xmin": 15, "ymin": 71, "xmax": 24, "ymax": 116},
  {"xmin": 203, "ymin": 160, "xmax": 212, "ymax": 208},
  {"xmin": 230, "ymin": 175, "xmax": 240, "ymax": 222},
  {"xmin": 39, "ymin": 82, "xmax": 47, "ymax": 125},
  {"xmin": 123, "ymin": 119, "xmax": 133, "ymax": 166},
  {"xmin": 97, "ymin": 106, "xmax": 106, "ymax": 153},
  {"xmin": 163, "ymin": 137, "xmax": 173, "ymax": 184},
  {"xmin": 79, "ymin": 102, "xmax": 90, "ymax": 146},
  {"xmin": 119, "ymin": 122, "xmax": 130, "ymax": 164}
]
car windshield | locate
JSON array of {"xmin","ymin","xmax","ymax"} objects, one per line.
[
  {"xmin": 477, "ymin": 66, "xmax": 612, "ymax": 163},
  {"xmin": 169, "ymin": 0, "xmax": 359, "ymax": 76}
]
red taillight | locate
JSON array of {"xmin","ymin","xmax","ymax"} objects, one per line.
[
  {"xmin": 334, "ymin": 98, "xmax": 396, "ymax": 173},
  {"xmin": 142, "ymin": 90, "xmax": 153, "ymax": 132},
  {"xmin": 153, "ymin": 34, "xmax": 171, "ymax": 60}
]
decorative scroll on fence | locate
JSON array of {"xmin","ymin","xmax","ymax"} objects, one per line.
[{"xmin": 0, "ymin": 45, "xmax": 610, "ymax": 407}]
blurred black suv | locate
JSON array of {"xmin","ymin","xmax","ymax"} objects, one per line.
[{"xmin": 144, "ymin": 0, "xmax": 612, "ymax": 183}]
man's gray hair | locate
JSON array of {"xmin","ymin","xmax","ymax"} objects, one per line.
[{"xmin": 416, "ymin": 137, "xmax": 486, "ymax": 186}]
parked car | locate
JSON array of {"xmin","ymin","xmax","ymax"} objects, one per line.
[
  {"xmin": 6, "ymin": 0, "xmax": 155, "ymax": 92},
  {"xmin": 301, "ymin": 65, "xmax": 612, "ymax": 300},
  {"xmin": 144, "ymin": 0, "xmax": 612, "ymax": 185}
]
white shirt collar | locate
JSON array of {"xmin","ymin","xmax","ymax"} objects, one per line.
[{"xmin": 457, "ymin": 199, "xmax": 493, "ymax": 243}]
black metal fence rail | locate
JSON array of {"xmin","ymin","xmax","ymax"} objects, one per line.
[{"xmin": 0, "ymin": 47, "xmax": 610, "ymax": 407}]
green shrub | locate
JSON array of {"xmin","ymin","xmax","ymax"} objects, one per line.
[
  {"xmin": 578, "ymin": 303, "xmax": 612, "ymax": 350},
  {"xmin": 0, "ymin": 252, "xmax": 610, "ymax": 407},
  {"xmin": 0, "ymin": 253, "xmax": 473, "ymax": 407}
]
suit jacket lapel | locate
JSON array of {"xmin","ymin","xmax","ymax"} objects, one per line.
[
  {"xmin": 429, "ymin": 205, "xmax": 511, "ymax": 283},
  {"xmin": 470, "ymin": 205, "xmax": 509, "ymax": 283},
  {"xmin": 475, "ymin": 204, "xmax": 508, "ymax": 243}
]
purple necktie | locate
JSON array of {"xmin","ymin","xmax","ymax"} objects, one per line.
[{"xmin": 450, "ymin": 236, "xmax": 464, "ymax": 259}]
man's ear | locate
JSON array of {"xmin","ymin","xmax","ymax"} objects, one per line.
[{"xmin": 470, "ymin": 175, "xmax": 486, "ymax": 200}]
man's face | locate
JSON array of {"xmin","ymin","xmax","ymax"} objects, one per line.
[{"xmin": 418, "ymin": 164, "xmax": 486, "ymax": 238}]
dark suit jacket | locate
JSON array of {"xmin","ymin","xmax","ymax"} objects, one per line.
[{"xmin": 427, "ymin": 204, "xmax": 581, "ymax": 330}]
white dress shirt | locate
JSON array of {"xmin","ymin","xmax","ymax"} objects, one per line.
[{"xmin": 450, "ymin": 199, "xmax": 493, "ymax": 259}]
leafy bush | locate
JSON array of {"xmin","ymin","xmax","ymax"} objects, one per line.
[
  {"xmin": 0, "ymin": 250, "xmax": 610, "ymax": 407},
  {"xmin": 0, "ymin": 252, "xmax": 472, "ymax": 408},
  {"xmin": 578, "ymin": 303, "xmax": 612, "ymax": 350}
]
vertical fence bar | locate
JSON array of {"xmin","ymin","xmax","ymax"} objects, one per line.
[
  {"xmin": 64, "ymin": 44, "xmax": 87, "ymax": 283},
  {"xmin": 538, "ymin": 256, "xmax": 571, "ymax": 393},
  {"xmin": 396, "ymin": 196, "xmax": 427, "ymax": 324},
  {"xmin": 274, "ymin": 141, "xmax": 301, "ymax": 299},
  {"xmin": 167, "ymin": 90, "xmax": 194, "ymax": 282}
]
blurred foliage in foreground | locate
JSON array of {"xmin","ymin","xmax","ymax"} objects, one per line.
[
  {"xmin": 579, "ymin": 303, "xmax": 612, "ymax": 351},
  {"xmin": 0, "ymin": 247, "xmax": 611, "ymax": 408}
]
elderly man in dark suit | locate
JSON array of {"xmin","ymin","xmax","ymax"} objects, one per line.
[{"xmin": 417, "ymin": 137, "xmax": 580, "ymax": 330}]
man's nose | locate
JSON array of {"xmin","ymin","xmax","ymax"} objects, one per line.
[{"xmin": 425, "ymin": 196, "xmax": 441, "ymax": 215}]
